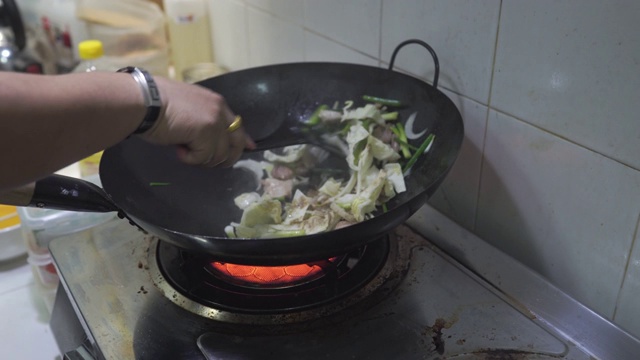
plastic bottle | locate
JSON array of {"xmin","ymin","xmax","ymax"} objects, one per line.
[
  {"xmin": 73, "ymin": 39, "xmax": 105, "ymax": 176},
  {"xmin": 73, "ymin": 39, "xmax": 103, "ymax": 73},
  {"xmin": 162, "ymin": 0, "xmax": 214, "ymax": 81}
]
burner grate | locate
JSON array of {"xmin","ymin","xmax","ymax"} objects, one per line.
[{"xmin": 155, "ymin": 237, "xmax": 390, "ymax": 314}]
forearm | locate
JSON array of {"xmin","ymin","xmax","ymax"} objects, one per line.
[{"xmin": 0, "ymin": 71, "xmax": 146, "ymax": 189}]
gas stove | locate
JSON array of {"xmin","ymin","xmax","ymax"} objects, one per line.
[{"xmin": 49, "ymin": 206, "xmax": 640, "ymax": 359}]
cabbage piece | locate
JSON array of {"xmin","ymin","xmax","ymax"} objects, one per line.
[
  {"xmin": 232, "ymin": 159, "xmax": 265, "ymax": 190},
  {"xmin": 240, "ymin": 199, "xmax": 283, "ymax": 227},
  {"xmin": 301, "ymin": 210, "xmax": 338, "ymax": 234},
  {"xmin": 330, "ymin": 202, "xmax": 357, "ymax": 223},
  {"xmin": 318, "ymin": 178, "xmax": 342, "ymax": 197},
  {"xmin": 334, "ymin": 193, "xmax": 357, "ymax": 209},
  {"xmin": 264, "ymin": 145, "xmax": 307, "ymax": 163},
  {"xmin": 283, "ymin": 190, "xmax": 311, "ymax": 225},
  {"xmin": 254, "ymin": 224, "xmax": 305, "ymax": 238},
  {"xmin": 351, "ymin": 169, "xmax": 387, "ymax": 221},
  {"xmin": 346, "ymin": 123, "xmax": 370, "ymax": 170},
  {"xmin": 335, "ymin": 172, "xmax": 357, "ymax": 198},
  {"xmin": 369, "ymin": 135, "xmax": 401, "ymax": 162},
  {"xmin": 383, "ymin": 163, "xmax": 406, "ymax": 193},
  {"xmin": 234, "ymin": 192, "xmax": 261, "ymax": 210},
  {"xmin": 382, "ymin": 179, "xmax": 396, "ymax": 200},
  {"xmin": 351, "ymin": 197, "xmax": 375, "ymax": 222},
  {"xmin": 342, "ymin": 104, "xmax": 384, "ymax": 124},
  {"xmin": 355, "ymin": 145, "xmax": 374, "ymax": 193},
  {"xmin": 227, "ymin": 223, "xmax": 257, "ymax": 238}
]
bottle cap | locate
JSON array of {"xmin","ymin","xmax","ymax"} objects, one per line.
[{"xmin": 78, "ymin": 40, "xmax": 104, "ymax": 60}]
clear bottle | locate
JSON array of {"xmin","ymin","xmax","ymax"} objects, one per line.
[
  {"xmin": 162, "ymin": 0, "xmax": 213, "ymax": 81},
  {"xmin": 73, "ymin": 39, "xmax": 105, "ymax": 177}
]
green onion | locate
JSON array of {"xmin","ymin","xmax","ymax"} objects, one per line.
[
  {"xmin": 381, "ymin": 111, "xmax": 399, "ymax": 121},
  {"xmin": 339, "ymin": 122, "xmax": 352, "ymax": 136},
  {"xmin": 149, "ymin": 182, "xmax": 171, "ymax": 186},
  {"xmin": 382, "ymin": 203, "xmax": 388, "ymax": 213},
  {"xmin": 306, "ymin": 104, "xmax": 329, "ymax": 126},
  {"xmin": 394, "ymin": 123, "xmax": 411, "ymax": 159},
  {"xmin": 394, "ymin": 138, "xmax": 419, "ymax": 152},
  {"xmin": 403, "ymin": 134, "xmax": 435, "ymax": 173},
  {"xmin": 362, "ymin": 95, "xmax": 405, "ymax": 107}
]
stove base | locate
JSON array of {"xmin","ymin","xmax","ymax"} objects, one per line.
[{"xmin": 49, "ymin": 218, "xmax": 634, "ymax": 359}]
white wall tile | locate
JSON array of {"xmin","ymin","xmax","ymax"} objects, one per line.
[
  {"xmin": 428, "ymin": 90, "xmax": 487, "ymax": 230},
  {"xmin": 246, "ymin": 0, "xmax": 305, "ymax": 26},
  {"xmin": 476, "ymin": 110, "xmax": 640, "ymax": 317},
  {"xmin": 492, "ymin": 0, "xmax": 640, "ymax": 170},
  {"xmin": 381, "ymin": 0, "xmax": 501, "ymax": 103},
  {"xmin": 304, "ymin": 0, "xmax": 382, "ymax": 57},
  {"xmin": 304, "ymin": 32, "xmax": 379, "ymax": 66},
  {"xmin": 208, "ymin": 0, "xmax": 250, "ymax": 70},
  {"xmin": 615, "ymin": 216, "xmax": 640, "ymax": 338},
  {"xmin": 246, "ymin": 7, "xmax": 305, "ymax": 67}
]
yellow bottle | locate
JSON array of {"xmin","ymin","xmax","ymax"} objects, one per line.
[
  {"xmin": 75, "ymin": 40, "xmax": 105, "ymax": 177},
  {"xmin": 0, "ymin": 205, "xmax": 20, "ymax": 229}
]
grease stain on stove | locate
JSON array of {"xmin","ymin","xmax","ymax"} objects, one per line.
[{"xmin": 422, "ymin": 316, "xmax": 459, "ymax": 356}]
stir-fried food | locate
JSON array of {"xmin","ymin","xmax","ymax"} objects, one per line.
[{"xmin": 225, "ymin": 97, "xmax": 435, "ymax": 239}]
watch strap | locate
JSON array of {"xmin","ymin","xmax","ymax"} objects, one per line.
[{"xmin": 117, "ymin": 66, "xmax": 162, "ymax": 134}]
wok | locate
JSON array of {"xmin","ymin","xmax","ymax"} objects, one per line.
[{"xmin": 22, "ymin": 40, "xmax": 464, "ymax": 265}]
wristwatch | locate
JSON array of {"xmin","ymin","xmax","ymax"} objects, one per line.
[{"xmin": 117, "ymin": 66, "xmax": 162, "ymax": 134}]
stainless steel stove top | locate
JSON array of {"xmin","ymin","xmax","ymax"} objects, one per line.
[{"xmin": 49, "ymin": 208, "xmax": 640, "ymax": 359}]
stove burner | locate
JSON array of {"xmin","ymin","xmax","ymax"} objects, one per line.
[
  {"xmin": 154, "ymin": 237, "xmax": 390, "ymax": 314},
  {"xmin": 208, "ymin": 257, "xmax": 339, "ymax": 289}
]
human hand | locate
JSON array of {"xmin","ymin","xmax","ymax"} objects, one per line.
[{"xmin": 138, "ymin": 76, "xmax": 256, "ymax": 167}]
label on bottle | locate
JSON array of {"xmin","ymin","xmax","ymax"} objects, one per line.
[{"xmin": 172, "ymin": 14, "xmax": 198, "ymax": 24}]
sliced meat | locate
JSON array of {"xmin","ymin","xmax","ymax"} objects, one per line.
[
  {"xmin": 372, "ymin": 124, "xmax": 394, "ymax": 143},
  {"xmin": 271, "ymin": 164, "xmax": 294, "ymax": 180},
  {"xmin": 262, "ymin": 178, "xmax": 294, "ymax": 199}
]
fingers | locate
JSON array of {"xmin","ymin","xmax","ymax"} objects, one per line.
[
  {"xmin": 143, "ymin": 77, "xmax": 254, "ymax": 168},
  {"xmin": 178, "ymin": 114, "xmax": 250, "ymax": 168},
  {"xmin": 218, "ymin": 129, "xmax": 247, "ymax": 168}
]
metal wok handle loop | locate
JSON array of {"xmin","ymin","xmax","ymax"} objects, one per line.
[{"xmin": 389, "ymin": 39, "xmax": 440, "ymax": 88}]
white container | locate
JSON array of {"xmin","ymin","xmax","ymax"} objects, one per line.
[
  {"xmin": 0, "ymin": 224, "xmax": 27, "ymax": 262},
  {"xmin": 27, "ymin": 249, "xmax": 59, "ymax": 287},
  {"xmin": 28, "ymin": 250, "xmax": 58, "ymax": 314},
  {"xmin": 163, "ymin": 0, "xmax": 213, "ymax": 81}
]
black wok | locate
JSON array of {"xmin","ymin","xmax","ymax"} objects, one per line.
[{"xmin": 23, "ymin": 40, "xmax": 464, "ymax": 265}]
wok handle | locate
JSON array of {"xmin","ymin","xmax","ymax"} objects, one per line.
[
  {"xmin": 389, "ymin": 39, "xmax": 440, "ymax": 88},
  {"xmin": 28, "ymin": 174, "xmax": 119, "ymax": 213},
  {"xmin": 249, "ymin": 125, "xmax": 303, "ymax": 152}
]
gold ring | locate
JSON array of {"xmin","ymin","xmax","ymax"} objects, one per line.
[{"xmin": 227, "ymin": 115, "xmax": 242, "ymax": 132}]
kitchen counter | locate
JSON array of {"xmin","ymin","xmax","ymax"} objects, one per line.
[{"xmin": 0, "ymin": 254, "xmax": 60, "ymax": 359}]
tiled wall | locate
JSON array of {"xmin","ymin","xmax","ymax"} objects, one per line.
[{"xmin": 207, "ymin": 0, "xmax": 640, "ymax": 338}]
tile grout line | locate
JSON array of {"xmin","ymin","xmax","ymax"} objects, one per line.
[
  {"xmin": 473, "ymin": 0, "xmax": 503, "ymax": 232},
  {"xmin": 490, "ymin": 106, "xmax": 640, "ymax": 173},
  {"xmin": 612, "ymin": 211, "xmax": 640, "ymax": 320}
]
